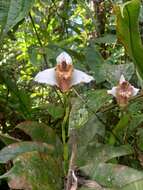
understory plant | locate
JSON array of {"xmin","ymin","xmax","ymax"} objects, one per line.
[{"xmin": 0, "ymin": 0, "xmax": 143, "ymax": 190}]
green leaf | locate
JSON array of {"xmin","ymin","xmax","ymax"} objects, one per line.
[
  {"xmin": 109, "ymin": 114, "xmax": 130, "ymax": 145},
  {"xmin": 0, "ymin": 0, "xmax": 35, "ymax": 35},
  {"xmin": 94, "ymin": 62, "xmax": 134, "ymax": 85},
  {"xmin": 95, "ymin": 34, "xmax": 117, "ymax": 44},
  {"xmin": 0, "ymin": 126, "xmax": 63, "ymax": 189},
  {"xmin": 69, "ymin": 98, "xmax": 89, "ymax": 129},
  {"xmin": 128, "ymin": 100, "xmax": 143, "ymax": 114},
  {"xmin": 79, "ymin": 188, "xmax": 100, "ymax": 190},
  {"xmin": 85, "ymin": 90, "xmax": 112, "ymax": 113},
  {"xmin": 0, "ymin": 141, "xmax": 54, "ymax": 163},
  {"xmin": 16, "ymin": 121, "xmax": 62, "ymax": 155},
  {"xmin": 84, "ymin": 46, "xmax": 105, "ymax": 84},
  {"xmin": 115, "ymin": 0, "xmax": 143, "ymax": 79},
  {"xmin": 73, "ymin": 110, "xmax": 132, "ymax": 167},
  {"xmin": 76, "ymin": 115, "xmax": 105, "ymax": 150},
  {"xmin": 0, "ymin": 70, "xmax": 31, "ymax": 118},
  {"xmin": 0, "ymin": 133, "xmax": 20, "ymax": 145},
  {"xmin": 103, "ymin": 63, "xmax": 134, "ymax": 86},
  {"xmin": 16, "ymin": 121, "xmax": 59, "ymax": 144},
  {"xmin": 121, "ymin": 180, "xmax": 143, "ymax": 190},
  {"xmin": 92, "ymin": 163, "xmax": 143, "ymax": 188},
  {"xmin": 47, "ymin": 104, "xmax": 64, "ymax": 119},
  {"xmin": 136, "ymin": 128, "xmax": 143, "ymax": 151},
  {"xmin": 126, "ymin": 114, "xmax": 143, "ymax": 139},
  {"xmin": 84, "ymin": 46, "xmax": 104, "ymax": 69},
  {"xmin": 78, "ymin": 144, "xmax": 132, "ymax": 174},
  {"xmin": 80, "ymin": 180, "xmax": 143, "ymax": 190},
  {"xmin": 28, "ymin": 45, "xmax": 40, "ymax": 66},
  {"xmin": 0, "ymin": 151, "xmax": 63, "ymax": 190}
]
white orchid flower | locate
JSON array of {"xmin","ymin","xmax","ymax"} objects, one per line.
[
  {"xmin": 34, "ymin": 52, "xmax": 94, "ymax": 92},
  {"xmin": 107, "ymin": 75, "xmax": 139, "ymax": 107}
]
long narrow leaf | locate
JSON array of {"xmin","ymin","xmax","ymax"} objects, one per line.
[{"xmin": 115, "ymin": 0, "xmax": 143, "ymax": 79}]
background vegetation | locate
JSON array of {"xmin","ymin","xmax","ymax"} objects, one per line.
[{"xmin": 0, "ymin": 0, "xmax": 143, "ymax": 189}]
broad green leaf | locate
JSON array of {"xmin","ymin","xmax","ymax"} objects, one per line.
[
  {"xmin": 82, "ymin": 47, "xmax": 134, "ymax": 85},
  {"xmin": 80, "ymin": 180, "xmax": 143, "ymax": 190},
  {"xmin": 92, "ymin": 163, "xmax": 143, "ymax": 188},
  {"xmin": 78, "ymin": 144, "xmax": 132, "ymax": 173},
  {"xmin": 92, "ymin": 62, "xmax": 134, "ymax": 85},
  {"xmin": 0, "ymin": 133, "xmax": 20, "ymax": 145},
  {"xmin": 73, "ymin": 112, "xmax": 132, "ymax": 167},
  {"xmin": 95, "ymin": 34, "xmax": 117, "ymax": 44},
  {"xmin": 103, "ymin": 63, "xmax": 134, "ymax": 86},
  {"xmin": 28, "ymin": 46, "xmax": 40, "ymax": 66},
  {"xmin": 69, "ymin": 98, "xmax": 89, "ymax": 129},
  {"xmin": 47, "ymin": 104, "xmax": 64, "ymax": 119},
  {"xmin": 0, "ymin": 141, "xmax": 54, "ymax": 163},
  {"xmin": 80, "ymin": 188, "xmax": 100, "ymax": 190},
  {"xmin": 121, "ymin": 180, "xmax": 143, "ymax": 190},
  {"xmin": 0, "ymin": 0, "xmax": 35, "ymax": 35},
  {"xmin": 84, "ymin": 46, "xmax": 104, "ymax": 70},
  {"xmin": 91, "ymin": 63, "xmax": 133, "ymax": 86},
  {"xmin": 85, "ymin": 90, "xmax": 112, "ymax": 113},
  {"xmin": 76, "ymin": 114, "xmax": 105, "ymax": 149},
  {"xmin": 0, "ymin": 151, "xmax": 62, "ymax": 190},
  {"xmin": 125, "ymin": 114, "xmax": 143, "ymax": 139},
  {"xmin": 16, "ymin": 121, "xmax": 59, "ymax": 144},
  {"xmin": 115, "ymin": 0, "xmax": 143, "ymax": 79},
  {"xmin": 16, "ymin": 121, "xmax": 62, "ymax": 155},
  {"xmin": 79, "ymin": 183, "xmax": 104, "ymax": 190},
  {"xmin": 84, "ymin": 46, "xmax": 105, "ymax": 83},
  {"xmin": 128, "ymin": 100, "xmax": 143, "ymax": 114},
  {"xmin": 109, "ymin": 114, "xmax": 130, "ymax": 145},
  {"xmin": 0, "ymin": 70, "xmax": 31, "ymax": 118},
  {"xmin": 136, "ymin": 128, "xmax": 143, "ymax": 151}
]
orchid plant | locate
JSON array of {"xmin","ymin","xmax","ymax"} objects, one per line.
[
  {"xmin": 34, "ymin": 52, "xmax": 94, "ymax": 178},
  {"xmin": 107, "ymin": 75, "xmax": 139, "ymax": 107},
  {"xmin": 34, "ymin": 53, "xmax": 140, "ymax": 190}
]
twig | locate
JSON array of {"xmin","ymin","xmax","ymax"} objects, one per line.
[
  {"xmin": 29, "ymin": 12, "xmax": 48, "ymax": 67},
  {"xmin": 66, "ymin": 130, "xmax": 78, "ymax": 190},
  {"xmin": 73, "ymin": 88, "xmax": 143, "ymax": 114}
]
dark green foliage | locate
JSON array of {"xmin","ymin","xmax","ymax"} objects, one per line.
[{"xmin": 0, "ymin": 0, "xmax": 143, "ymax": 189}]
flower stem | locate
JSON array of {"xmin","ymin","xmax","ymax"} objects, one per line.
[{"xmin": 62, "ymin": 93, "xmax": 70, "ymax": 174}]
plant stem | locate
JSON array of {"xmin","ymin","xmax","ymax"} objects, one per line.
[
  {"xmin": 66, "ymin": 129, "xmax": 77, "ymax": 190},
  {"xmin": 62, "ymin": 93, "xmax": 70, "ymax": 174}
]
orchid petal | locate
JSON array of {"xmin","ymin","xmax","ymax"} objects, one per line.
[
  {"xmin": 71, "ymin": 69, "xmax": 94, "ymax": 86},
  {"xmin": 56, "ymin": 52, "xmax": 72, "ymax": 65},
  {"xmin": 34, "ymin": 68, "xmax": 57, "ymax": 86},
  {"xmin": 132, "ymin": 86, "xmax": 140, "ymax": 96},
  {"xmin": 119, "ymin": 75, "xmax": 126, "ymax": 84},
  {"xmin": 107, "ymin": 87, "xmax": 117, "ymax": 97}
]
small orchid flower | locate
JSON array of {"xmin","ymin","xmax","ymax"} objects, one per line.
[
  {"xmin": 107, "ymin": 75, "xmax": 139, "ymax": 107},
  {"xmin": 34, "ymin": 52, "xmax": 94, "ymax": 92}
]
